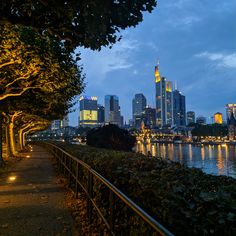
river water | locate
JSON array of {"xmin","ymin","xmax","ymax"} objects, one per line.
[{"xmin": 136, "ymin": 142, "xmax": 236, "ymax": 179}]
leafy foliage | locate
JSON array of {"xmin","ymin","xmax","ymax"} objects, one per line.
[
  {"xmin": 191, "ymin": 123, "xmax": 228, "ymax": 137},
  {"xmin": 54, "ymin": 142, "xmax": 236, "ymax": 235},
  {"xmin": 0, "ymin": 24, "xmax": 84, "ymax": 101},
  {"xmin": 86, "ymin": 124, "xmax": 136, "ymax": 151},
  {"xmin": 0, "ymin": 0, "xmax": 157, "ymax": 50}
]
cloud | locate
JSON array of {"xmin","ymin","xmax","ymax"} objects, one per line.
[
  {"xmin": 78, "ymin": 38, "xmax": 139, "ymax": 85},
  {"xmin": 165, "ymin": 0, "xmax": 191, "ymax": 9},
  {"xmin": 195, "ymin": 51, "xmax": 236, "ymax": 68}
]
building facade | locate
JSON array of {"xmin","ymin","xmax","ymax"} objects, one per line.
[
  {"xmin": 51, "ymin": 115, "xmax": 69, "ymax": 130},
  {"xmin": 196, "ymin": 116, "xmax": 206, "ymax": 125},
  {"xmin": 228, "ymin": 112, "xmax": 236, "ymax": 140},
  {"xmin": 97, "ymin": 104, "xmax": 105, "ymax": 126},
  {"xmin": 105, "ymin": 95, "xmax": 121, "ymax": 126},
  {"xmin": 173, "ymin": 90, "xmax": 186, "ymax": 126},
  {"xmin": 79, "ymin": 96, "xmax": 98, "ymax": 128},
  {"xmin": 155, "ymin": 65, "xmax": 173, "ymax": 127},
  {"xmin": 187, "ymin": 111, "xmax": 195, "ymax": 125},
  {"xmin": 144, "ymin": 107, "xmax": 156, "ymax": 129},
  {"xmin": 132, "ymin": 93, "xmax": 147, "ymax": 120},
  {"xmin": 226, "ymin": 104, "xmax": 236, "ymax": 123},
  {"xmin": 214, "ymin": 112, "xmax": 223, "ymax": 124}
]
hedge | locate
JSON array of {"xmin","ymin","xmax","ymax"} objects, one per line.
[{"xmin": 52, "ymin": 142, "xmax": 236, "ymax": 235}]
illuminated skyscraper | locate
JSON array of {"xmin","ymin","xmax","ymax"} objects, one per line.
[
  {"xmin": 79, "ymin": 96, "xmax": 98, "ymax": 127},
  {"xmin": 155, "ymin": 64, "xmax": 173, "ymax": 127},
  {"xmin": 132, "ymin": 93, "xmax": 147, "ymax": 119},
  {"xmin": 105, "ymin": 95, "xmax": 121, "ymax": 126},
  {"xmin": 173, "ymin": 90, "xmax": 186, "ymax": 126},
  {"xmin": 214, "ymin": 112, "xmax": 223, "ymax": 124}
]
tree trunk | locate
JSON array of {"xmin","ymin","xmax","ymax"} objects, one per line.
[
  {"xmin": 22, "ymin": 132, "xmax": 26, "ymax": 148},
  {"xmin": 18, "ymin": 129, "xmax": 23, "ymax": 151},
  {"xmin": 9, "ymin": 121, "xmax": 17, "ymax": 156},
  {"xmin": 5, "ymin": 124, "xmax": 13, "ymax": 158},
  {"xmin": 0, "ymin": 114, "xmax": 5, "ymax": 166}
]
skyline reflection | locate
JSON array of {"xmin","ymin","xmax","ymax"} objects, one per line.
[{"xmin": 137, "ymin": 142, "xmax": 236, "ymax": 179}]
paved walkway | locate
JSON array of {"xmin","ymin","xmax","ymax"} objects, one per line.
[{"xmin": 0, "ymin": 145, "xmax": 75, "ymax": 236}]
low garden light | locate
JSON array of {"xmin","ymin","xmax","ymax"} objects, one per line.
[{"xmin": 8, "ymin": 176, "xmax": 16, "ymax": 181}]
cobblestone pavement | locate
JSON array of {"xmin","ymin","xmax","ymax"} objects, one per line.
[{"xmin": 0, "ymin": 145, "xmax": 75, "ymax": 236}]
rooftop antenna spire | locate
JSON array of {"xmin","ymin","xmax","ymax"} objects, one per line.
[{"xmin": 174, "ymin": 81, "xmax": 177, "ymax": 90}]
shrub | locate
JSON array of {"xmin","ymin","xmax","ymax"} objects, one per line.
[
  {"xmin": 86, "ymin": 124, "xmax": 136, "ymax": 151},
  {"xmin": 52, "ymin": 142, "xmax": 236, "ymax": 235}
]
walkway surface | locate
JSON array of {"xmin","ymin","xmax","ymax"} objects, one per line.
[{"xmin": 0, "ymin": 145, "xmax": 75, "ymax": 236}]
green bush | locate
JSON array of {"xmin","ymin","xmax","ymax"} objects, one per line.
[
  {"xmin": 53, "ymin": 142, "xmax": 236, "ymax": 235},
  {"xmin": 86, "ymin": 124, "xmax": 136, "ymax": 151}
]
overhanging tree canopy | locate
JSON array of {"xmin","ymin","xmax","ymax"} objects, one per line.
[
  {"xmin": 0, "ymin": 0, "xmax": 157, "ymax": 50},
  {"xmin": 0, "ymin": 24, "xmax": 84, "ymax": 101}
]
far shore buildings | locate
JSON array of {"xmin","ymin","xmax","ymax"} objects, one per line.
[
  {"xmin": 173, "ymin": 89, "xmax": 186, "ymax": 126},
  {"xmin": 155, "ymin": 64, "xmax": 173, "ymax": 127},
  {"xmin": 79, "ymin": 95, "xmax": 98, "ymax": 128},
  {"xmin": 51, "ymin": 115, "xmax": 69, "ymax": 130},
  {"xmin": 214, "ymin": 112, "xmax": 223, "ymax": 124},
  {"xmin": 105, "ymin": 95, "xmax": 122, "ymax": 126},
  {"xmin": 227, "ymin": 112, "xmax": 236, "ymax": 140},
  {"xmin": 187, "ymin": 111, "xmax": 195, "ymax": 125},
  {"xmin": 226, "ymin": 104, "xmax": 236, "ymax": 120},
  {"xmin": 196, "ymin": 116, "xmax": 206, "ymax": 125}
]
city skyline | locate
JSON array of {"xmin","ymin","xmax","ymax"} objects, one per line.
[{"xmin": 69, "ymin": 0, "xmax": 236, "ymax": 126}]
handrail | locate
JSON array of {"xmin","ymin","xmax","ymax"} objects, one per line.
[{"xmin": 41, "ymin": 142, "xmax": 174, "ymax": 236}]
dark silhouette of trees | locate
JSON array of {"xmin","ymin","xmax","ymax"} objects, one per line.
[
  {"xmin": 86, "ymin": 124, "xmax": 136, "ymax": 151},
  {"xmin": 0, "ymin": 0, "xmax": 157, "ymax": 50},
  {"xmin": 191, "ymin": 123, "xmax": 228, "ymax": 137}
]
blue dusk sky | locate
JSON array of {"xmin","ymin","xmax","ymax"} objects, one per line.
[{"xmin": 69, "ymin": 0, "xmax": 236, "ymax": 126}]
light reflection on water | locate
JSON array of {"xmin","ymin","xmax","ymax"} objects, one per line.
[{"xmin": 137, "ymin": 143, "xmax": 236, "ymax": 179}]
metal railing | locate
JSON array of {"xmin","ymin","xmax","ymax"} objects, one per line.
[{"xmin": 42, "ymin": 142, "xmax": 173, "ymax": 236}]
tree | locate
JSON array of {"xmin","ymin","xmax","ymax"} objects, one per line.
[
  {"xmin": 86, "ymin": 124, "xmax": 136, "ymax": 151},
  {"xmin": 0, "ymin": 24, "xmax": 84, "ymax": 158},
  {"xmin": 0, "ymin": 0, "xmax": 157, "ymax": 50},
  {"xmin": 0, "ymin": 25, "xmax": 84, "ymax": 101}
]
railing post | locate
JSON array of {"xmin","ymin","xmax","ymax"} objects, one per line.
[
  {"xmin": 75, "ymin": 162, "xmax": 79, "ymax": 198},
  {"xmin": 69, "ymin": 158, "xmax": 72, "ymax": 187},
  {"xmin": 109, "ymin": 190, "xmax": 115, "ymax": 234},
  {"xmin": 87, "ymin": 171, "xmax": 93, "ymax": 225}
]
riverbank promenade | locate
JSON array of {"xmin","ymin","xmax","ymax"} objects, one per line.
[{"xmin": 0, "ymin": 145, "xmax": 76, "ymax": 236}]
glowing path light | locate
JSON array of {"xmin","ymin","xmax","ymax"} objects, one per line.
[{"xmin": 8, "ymin": 176, "xmax": 17, "ymax": 181}]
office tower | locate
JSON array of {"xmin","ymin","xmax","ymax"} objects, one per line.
[
  {"xmin": 226, "ymin": 104, "xmax": 236, "ymax": 123},
  {"xmin": 79, "ymin": 95, "xmax": 98, "ymax": 128},
  {"xmin": 228, "ymin": 113, "xmax": 236, "ymax": 140},
  {"xmin": 187, "ymin": 111, "xmax": 195, "ymax": 125},
  {"xmin": 97, "ymin": 104, "xmax": 105, "ymax": 126},
  {"xmin": 132, "ymin": 94, "xmax": 147, "ymax": 119},
  {"xmin": 120, "ymin": 115, "xmax": 124, "ymax": 127},
  {"xmin": 214, "ymin": 112, "xmax": 223, "ymax": 124},
  {"xmin": 105, "ymin": 95, "xmax": 121, "ymax": 126},
  {"xmin": 155, "ymin": 64, "xmax": 173, "ymax": 127},
  {"xmin": 144, "ymin": 107, "xmax": 156, "ymax": 129},
  {"xmin": 196, "ymin": 116, "xmax": 206, "ymax": 125},
  {"xmin": 173, "ymin": 90, "xmax": 186, "ymax": 126}
]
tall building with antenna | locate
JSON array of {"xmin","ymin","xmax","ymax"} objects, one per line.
[{"xmin": 155, "ymin": 63, "xmax": 173, "ymax": 127}]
